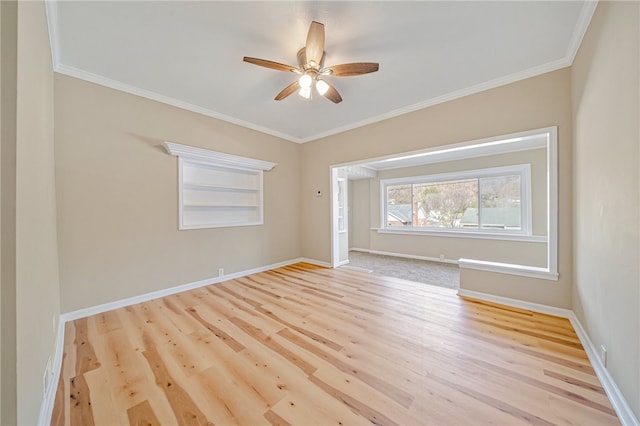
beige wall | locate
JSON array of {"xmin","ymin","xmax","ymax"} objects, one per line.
[
  {"xmin": 571, "ymin": 1, "xmax": 639, "ymax": 418},
  {"xmin": 14, "ymin": 1, "xmax": 61, "ymax": 424},
  {"xmin": 302, "ymin": 68, "xmax": 573, "ymax": 308},
  {"xmin": 55, "ymin": 75, "xmax": 301, "ymax": 313},
  {"xmin": 0, "ymin": 1, "xmax": 18, "ymax": 423},
  {"xmin": 349, "ymin": 148, "xmax": 548, "ymax": 266}
]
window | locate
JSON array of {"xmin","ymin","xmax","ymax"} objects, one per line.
[
  {"xmin": 164, "ymin": 142, "xmax": 276, "ymax": 230},
  {"xmin": 381, "ymin": 164, "xmax": 531, "ymax": 235}
]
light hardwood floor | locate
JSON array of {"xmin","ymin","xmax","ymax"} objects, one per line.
[{"xmin": 52, "ymin": 263, "xmax": 619, "ymax": 425}]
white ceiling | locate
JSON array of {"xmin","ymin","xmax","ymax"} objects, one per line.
[{"xmin": 47, "ymin": 1, "xmax": 596, "ymax": 144}]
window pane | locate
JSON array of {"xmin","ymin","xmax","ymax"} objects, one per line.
[
  {"xmin": 478, "ymin": 175, "xmax": 521, "ymax": 230},
  {"xmin": 414, "ymin": 179, "xmax": 478, "ymax": 228},
  {"xmin": 386, "ymin": 184, "xmax": 412, "ymax": 227},
  {"xmin": 382, "ymin": 165, "xmax": 530, "ymax": 234}
]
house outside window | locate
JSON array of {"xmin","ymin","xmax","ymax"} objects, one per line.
[{"xmin": 381, "ymin": 164, "xmax": 531, "ymax": 235}]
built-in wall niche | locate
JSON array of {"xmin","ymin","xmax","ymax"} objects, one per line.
[{"xmin": 163, "ymin": 142, "xmax": 277, "ymax": 230}]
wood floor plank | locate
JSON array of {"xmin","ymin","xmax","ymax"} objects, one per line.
[
  {"xmin": 82, "ymin": 368, "xmax": 126, "ymax": 425},
  {"xmin": 73, "ymin": 317, "xmax": 101, "ymax": 375},
  {"xmin": 307, "ymin": 374, "xmax": 400, "ymax": 426},
  {"xmin": 543, "ymin": 368, "xmax": 607, "ymax": 395},
  {"xmin": 310, "ymin": 367, "xmax": 419, "ymax": 426},
  {"xmin": 278, "ymin": 327, "xmax": 415, "ymax": 408},
  {"xmin": 127, "ymin": 400, "xmax": 161, "ymax": 426},
  {"xmin": 263, "ymin": 409, "xmax": 291, "ymax": 426},
  {"xmin": 89, "ymin": 327, "xmax": 150, "ymax": 410},
  {"xmin": 141, "ymin": 344, "xmax": 210, "ymax": 425},
  {"xmin": 182, "ymin": 364, "xmax": 271, "ymax": 425},
  {"xmin": 428, "ymin": 372, "xmax": 557, "ymax": 426},
  {"xmin": 68, "ymin": 374, "xmax": 95, "ymax": 426},
  {"xmin": 186, "ymin": 306, "xmax": 246, "ymax": 352},
  {"xmin": 95, "ymin": 310, "xmax": 123, "ymax": 335},
  {"xmin": 52, "ymin": 263, "xmax": 620, "ymax": 425}
]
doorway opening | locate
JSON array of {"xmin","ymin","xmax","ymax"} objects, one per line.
[{"xmin": 330, "ymin": 126, "xmax": 557, "ymax": 286}]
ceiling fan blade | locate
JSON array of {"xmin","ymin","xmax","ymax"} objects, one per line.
[
  {"xmin": 325, "ymin": 62, "xmax": 379, "ymax": 76},
  {"xmin": 305, "ymin": 21, "xmax": 325, "ymax": 68},
  {"xmin": 243, "ymin": 57, "xmax": 297, "ymax": 73},
  {"xmin": 321, "ymin": 81, "xmax": 342, "ymax": 104},
  {"xmin": 274, "ymin": 80, "xmax": 301, "ymax": 101},
  {"xmin": 296, "ymin": 48, "xmax": 307, "ymax": 69}
]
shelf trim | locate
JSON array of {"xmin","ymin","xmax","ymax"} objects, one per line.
[
  {"xmin": 164, "ymin": 141, "xmax": 277, "ymax": 171},
  {"xmin": 180, "ymin": 221, "xmax": 263, "ymax": 230},
  {"xmin": 183, "ymin": 204, "xmax": 259, "ymax": 209}
]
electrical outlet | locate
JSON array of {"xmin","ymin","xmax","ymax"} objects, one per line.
[
  {"xmin": 439, "ymin": 254, "xmax": 445, "ymax": 261},
  {"xmin": 600, "ymin": 345, "xmax": 607, "ymax": 367},
  {"xmin": 218, "ymin": 268, "xmax": 224, "ymax": 277}
]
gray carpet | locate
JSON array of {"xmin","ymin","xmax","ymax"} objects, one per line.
[{"xmin": 343, "ymin": 251, "xmax": 460, "ymax": 289}]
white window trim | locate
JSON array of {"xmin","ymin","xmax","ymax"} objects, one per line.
[
  {"xmin": 164, "ymin": 142, "xmax": 277, "ymax": 230},
  {"xmin": 374, "ymin": 228, "xmax": 547, "ymax": 243},
  {"xmin": 379, "ymin": 164, "xmax": 533, "ymax": 240},
  {"xmin": 457, "ymin": 258, "xmax": 558, "ymax": 280}
]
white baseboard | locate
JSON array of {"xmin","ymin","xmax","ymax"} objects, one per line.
[
  {"xmin": 37, "ymin": 319, "xmax": 66, "ymax": 426},
  {"xmin": 61, "ymin": 258, "xmax": 312, "ymax": 322},
  {"xmin": 349, "ymin": 248, "xmax": 459, "ymax": 265},
  {"xmin": 457, "ymin": 288, "xmax": 638, "ymax": 426},
  {"xmin": 567, "ymin": 312, "xmax": 639, "ymax": 426},
  {"xmin": 456, "ymin": 288, "xmax": 572, "ymax": 317},
  {"xmin": 299, "ymin": 257, "xmax": 333, "ymax": 268},
  {"xmin": 350, "ymin": 247, "xmax": 372, "ymax": 253},
  {"xmin": 39, "ymin": 256, "xmax": 327, "ymax": 425}
]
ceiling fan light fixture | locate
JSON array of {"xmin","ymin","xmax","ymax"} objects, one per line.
[
  {"xmin": 316, "ymin": 79, "xmax": 329, "ymax": 96},
  {"xmin": 299, "ymin": 74, "xmax": 312, "ymax": 89},
  {"xmin": 299, "ymin": 86, "xmax": 311, "ymax": 99}
]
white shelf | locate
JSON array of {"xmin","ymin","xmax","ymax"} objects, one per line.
[
  {"xmin": 183, "ymin": 204, "xmax": 259, "ymax": 209},
  {"xmin": 183, "ymin": 182, "xmax": 259, "ymax": 193},
  {"xmin": 164, "ymin": 142, "xmax": 275, "ymax": 230}
]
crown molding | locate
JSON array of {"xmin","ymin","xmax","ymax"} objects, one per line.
[
  {"xmin": 45, "ymin": 0, "xmax": 60, "ymax": 70},
  {"xmin": 300, "ymin": 56, "xmax": 571, "ymax": 144},
  {"xmin": 566, "ymin": 1, "xmax": 599, "ymax": 64},
  {"xmin": 53, "ymin": 63, "xmax": 305, "ymax": 144}
]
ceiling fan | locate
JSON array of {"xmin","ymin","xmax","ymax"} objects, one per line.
[{"xmin": 243, "ymin": 21, "xmax": 379, "ymax": 104}]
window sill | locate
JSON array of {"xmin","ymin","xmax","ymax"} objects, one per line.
[
  {"xmin": 458, "ymin": 258, "xmax": 558, "ymax": 281},
  {"xmin": 374, "ymin": 228, "xmax": 547, "ymax": 243}
]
